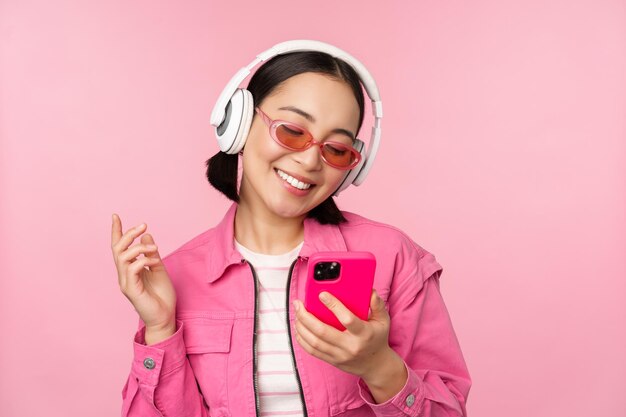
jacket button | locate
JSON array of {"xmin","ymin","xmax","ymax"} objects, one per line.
[
  {"xmin": 405, "ymin": 394, "xmax": 415, "ymax": 407},
  {"xmin": 143, "ymin": 357, "xmax": 156, "ymax": 370}
]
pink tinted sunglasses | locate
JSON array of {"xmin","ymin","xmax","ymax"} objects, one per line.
[{"xmin": 255, "ymin": 107, "xmax": 361, "ymax": 170}]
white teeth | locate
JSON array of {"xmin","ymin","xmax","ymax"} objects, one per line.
[{"xmin": 276, "ymin": 169, "xmax": 312, "ymax": 190}]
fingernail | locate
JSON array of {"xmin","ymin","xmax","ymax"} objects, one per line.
[
  {"xmin": 293, "ymin": 301, "xmax": 300, "ymax": 312},
  {"xmin": 319, "ymin": 292, "xmax": 330, "ymax": 303},
  {"xmin": 136, "ymin": 223, "xmax": 146, "ymax": 230}
]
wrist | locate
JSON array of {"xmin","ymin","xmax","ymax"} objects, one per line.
[
  {"xmin": 144, "ymin": 320, "xmax": 177, "ymax": 345},
  {"xmin": 361, "ymin": 347, "xmax": 407, "ymax": 390}
]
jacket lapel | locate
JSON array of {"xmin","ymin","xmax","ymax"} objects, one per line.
[{"xmin": 205, "ymin": 202, "xmax": 348, "ymax": 283}]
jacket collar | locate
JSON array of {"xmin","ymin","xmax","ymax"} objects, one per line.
[{"xmin": 205, "ymin": 202, "xmax": 348, "ymax": 283}]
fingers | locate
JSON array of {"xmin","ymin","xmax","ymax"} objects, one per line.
[
  {"xmin": 138, "ymin": 234, "xmax": 169, "ymax": 280},
  {"xmin": 116, "ymin": 241, "xmax": 158, "ymax": 286},
  {"xmin": 368, "ymin": 289, "xmax": 389, "ymax": 322},
  {"xmin": 111, "ymin": 213, "xmax": 122, "ymax": 244},
  {"xmin": 140, "ymin": 233, "xmax": 162, "ymax": 260},
  {"xmin": 318, "ymin": 292, "xmax": 365, "ymax": 334},
  {"xmin": 126, "ymin": 256, "xmax": 156, "ymax": 280},
  {"xmin": 111, "ymin": 213, "xmax": 161, "ymax": 290},
  {"xmin": 294, "ymin": 325, "xmax": 337, "ymax": 364},
  {"xmin": 121, "ymin": 255, "xmax": 161, "ymax": 298},
  {"xmin": 111, "ymin": 215, "xmax": 164, "ymax": 271},
  {"xmin": 293, "ymin": 300, "xmax": 343, "ymax": 348},
  {"xmin": 140, "ymin": 233, "xmax": 155, "ymax": 245},
  {"xmin": 111, "ymin": 213, "xmax": 140, "ymax": 251},
  {"xmin": 117, "ymin": 242, "xmax": 159, "ymax": 264},
  {"xmin": 111, "ymin": 214, "xmax": 149, "ymax": 256},
  {"xmin": 293, "ymin": 296, "xmax": 391, "ymax": 375},
  {"xmin": 293, "ymin": 303, "xmax": 339, "ymax": 358}
]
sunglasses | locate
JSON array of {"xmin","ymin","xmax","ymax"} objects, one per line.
[{"xmin": 254, "ymin": 107, "xmax": 361, "ymax": 170}]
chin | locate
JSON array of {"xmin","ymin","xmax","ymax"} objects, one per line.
[
  {"xmin": 270, "ymin": 204, "xmax": 309, "ymax": 220},
  {"xmin": 262, "ymin": 180, "xmax": 337, "ymax": 219},
  {"xmin": 266, "ymin": 196, "xmax": 316, "ymax": 220}
]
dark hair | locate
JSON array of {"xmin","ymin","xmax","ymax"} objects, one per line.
[{"xmin": 205, "ymin": 51, "xmax": 366, "ymax": 225}]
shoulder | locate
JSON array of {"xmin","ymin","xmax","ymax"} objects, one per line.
[
  {"xmin": 337, "ymin": 210, "xmax": 444, "ymax": 285},
  {"xmin": 158, "ymin": 222, "xmax": 231, "ymax": 293},
  {"xmin": 338, "ymin": 211, "xmax": 430, "ymax": 257}
]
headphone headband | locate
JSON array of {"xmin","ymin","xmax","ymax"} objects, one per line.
[{"xmin": 210, "ymin": 39, "xmax": 383, "ymax": 194}]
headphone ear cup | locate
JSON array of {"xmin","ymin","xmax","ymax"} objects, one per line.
[
  {"xmin": 228, "ymin": 89, "xmax": 253, "ymax": 154},
  {"xmin": 332, "ymin": 139, "xmax": 366, "ymax": 197},
  {"xmin": 215, "ymin": 89, "xmax": 254, "ymax": 154}
]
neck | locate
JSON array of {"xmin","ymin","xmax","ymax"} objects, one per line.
[{"xmin": 235, "ymin": 194, "xmax": 305, "ymax": 256}]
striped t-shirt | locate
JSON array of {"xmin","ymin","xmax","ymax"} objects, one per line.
[{"xmin": 235, "ymin": 239, "xmax": 305, "ymax": 417}]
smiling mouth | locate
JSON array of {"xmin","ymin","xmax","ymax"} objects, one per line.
[{"xmin": 275, "ymin": 169, "xmax": 315, "ymax": 190}]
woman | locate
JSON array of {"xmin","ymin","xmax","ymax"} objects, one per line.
[{"xmin": 112, "ymin": 41, "xmax": 471, "ymax": 417}]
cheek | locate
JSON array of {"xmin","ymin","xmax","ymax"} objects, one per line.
[
  {"xmin": 243, "ymin": 134, "xmax": 278, "ymax": 167},
  {"xmin": 327, "ymin": 169, "xmax": 348, "ymax": 186},
  {"xmin": 251, "ymin": 133, "xmax": 290, "ymax": 162}
]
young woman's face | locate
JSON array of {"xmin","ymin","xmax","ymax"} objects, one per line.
[{"xmin": 239, "ymin": 72, "xmax": 361, "ymax": 219}]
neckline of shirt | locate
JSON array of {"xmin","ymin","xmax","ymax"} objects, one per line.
[{"xmin": 234, "ymin": 239, "xmax": 304, "ymax": 267}]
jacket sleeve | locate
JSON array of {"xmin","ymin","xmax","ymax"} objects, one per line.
[
  {"xmin": 121, "ymin": 318, "xmax": 211, "ymax": 417},
  {"xmin": 357, "ymin": 251, "xmax": 472, "ymax": 417}
]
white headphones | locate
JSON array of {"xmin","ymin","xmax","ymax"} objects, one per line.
[{"xmin": 209, "ymin": 39, "xmax": 383, "ymax": 196}]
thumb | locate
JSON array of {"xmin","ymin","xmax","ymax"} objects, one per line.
[{"xmin": 369, "ymin": 289, "xmax": 388, "ymax": 321}]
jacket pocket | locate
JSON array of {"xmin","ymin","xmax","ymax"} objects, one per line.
[
  {"xmin": 184, "ymin": 317, "xmax": 233, "ymax": 353},
  {"xmin": 182, "ymin": 317, "xmax": 234, "ymax": 417}
]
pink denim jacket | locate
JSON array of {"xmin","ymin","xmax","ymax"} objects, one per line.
[{"xmin": 121, "ymin": 203, "xmax": 471, "ymax": 416}]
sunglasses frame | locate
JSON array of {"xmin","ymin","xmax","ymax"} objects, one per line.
[{"xmin": 254, "ymin": 107, "xmax": 361, "ymax": 170}]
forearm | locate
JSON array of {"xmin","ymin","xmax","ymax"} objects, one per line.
[{"xmin": 361, "ymin": 348, "xmax": 409, "ymax": 404}]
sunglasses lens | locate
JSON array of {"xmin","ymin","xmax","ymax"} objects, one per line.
[
  {"xmin": 321, "ymin": 143, "xmax": 358, "ymax": 168},
  {"xmin": 275, "ymin": 124, "xmax": 311, "ymax": 149},
  {"xmin": 273, "ymin": 121, "xmax": 358, "ymax": 169}
]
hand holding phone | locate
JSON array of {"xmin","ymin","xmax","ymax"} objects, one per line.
[{"xmin": 304, "ymin": 251, "xmax": 376, "ymax": 331}]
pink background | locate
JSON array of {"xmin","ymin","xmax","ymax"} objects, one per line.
[{"xmin": 1, "ymin": 1, "xmax": 624, "ymax": 416}]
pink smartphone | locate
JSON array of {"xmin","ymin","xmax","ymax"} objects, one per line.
[{"xmin": 304, "ymin": 251, "xmax": 376, "ymax": 331}]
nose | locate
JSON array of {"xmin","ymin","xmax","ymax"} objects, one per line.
[{"xmin": 292, "ymin": 143, "xmax": 323, "ymax": 171}]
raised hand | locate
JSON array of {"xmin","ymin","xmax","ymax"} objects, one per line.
[{"xmin": 111, "ymin": 213, "xmax": 177, "ymax": 343}]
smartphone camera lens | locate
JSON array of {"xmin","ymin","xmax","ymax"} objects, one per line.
[{"xmin": 313, "ymin": 261, "xmax": 341, "ymax": 281}]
